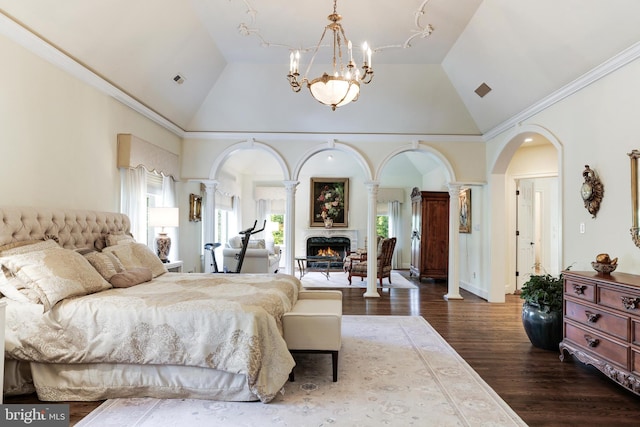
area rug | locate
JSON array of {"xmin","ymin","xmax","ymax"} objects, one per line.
[
  {"xmin": 77, "ymin": 316, "xmax": 526, "ymax": 427},
  {"xmin": 300, "ymin": 270, "xmax": 418, "ymax": 289}
]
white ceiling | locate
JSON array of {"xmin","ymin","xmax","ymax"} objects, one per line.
[{"xmin": 2, "ymin": 0, "xmax": 640, "ymax": 135}]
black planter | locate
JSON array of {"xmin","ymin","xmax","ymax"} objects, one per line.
[{"xmin": 522, "ymin": 302, "xmax": 563, "ymax": 351}]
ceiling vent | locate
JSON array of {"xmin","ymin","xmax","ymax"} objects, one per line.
[
  {"xmin": 474, "ymin": 82, "xmax": 491, "ymax": 98},
  {"xmin": 172, "ymin": 74, "xmax": 185, "ymax": 85}
]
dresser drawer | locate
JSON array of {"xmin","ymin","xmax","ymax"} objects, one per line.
[
  {"xmin": 565, "ymin": 300, "xmax": 629, "ymax": 341},
  {"xmin": 564, "ymin": 277, "xmax": 595, "ymax": 302},
  {"xmin": 631, "ymin": 348, "xmax": 640, "ymax": 376},
  {"xmin": 564, "ymin": 321, "xmax": 628, "ymax": 369},
  {"xmin": 598, "ymin": 285, "xmax": 640, "ymax": 315}
]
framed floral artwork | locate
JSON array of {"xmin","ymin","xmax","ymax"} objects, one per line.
[
  {"xmin": 310, "ymin": 177, "xmax": 349, "ymax": 227},
  {"xmin": 459, "ymin": 188, "xmax": 471, "ymax": 233}
]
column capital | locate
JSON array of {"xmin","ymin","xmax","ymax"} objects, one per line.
[
  {"xmin": 283, "ymin": 180, "xmax": 300, "ymax": 192},
  {"xmin": 200, "ymin": 180, "xmax": 219, "ymax": 194}
]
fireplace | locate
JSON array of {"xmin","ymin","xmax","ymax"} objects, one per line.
[{"xmin": 306, "ymin": 236, "xmax": 350, "ymax": 270}]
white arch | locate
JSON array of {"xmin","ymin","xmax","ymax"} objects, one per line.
[
  {"xmin": 374, "ymin": 142, "xmax": 457, "ymax": 182},
  {"xmin": 208, "ymin": 138, "xmax": 291, "ymax": 180},
  {"xmin": 292, "ymin": 140, "xmax": 373, "ymax": 181},
  {"xmin": 487, "ymin": 123, "xmax": 564, "ymax": 302}
]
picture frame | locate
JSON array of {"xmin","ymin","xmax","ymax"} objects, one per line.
[
  {"xmin": 189, "ymin": 193, "xmax": 202, "ymax": 222},
  {"xmin": 459, "ymin": 188, "xmax": 471, "ymax": 233},
  {"xmin": 310, "ymin": 177, "xmax": 349, "ymax": 227}
]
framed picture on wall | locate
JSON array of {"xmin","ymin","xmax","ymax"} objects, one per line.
[
  {"xmin": 459, "ymin": 188, "xmax": 471, "ymax": 233},
  {"xmin": 310, "ymin": 177, "xmax": 349, "ymax": 227}
]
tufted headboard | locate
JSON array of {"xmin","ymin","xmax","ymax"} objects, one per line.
[{"xmin": 0, "ymin": 207, "xmax": 131, "ymax": 250}]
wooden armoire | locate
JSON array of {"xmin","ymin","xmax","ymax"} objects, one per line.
[{"xmin": 410, "ymin": 188, "xmax": 449, "ymax": 280}]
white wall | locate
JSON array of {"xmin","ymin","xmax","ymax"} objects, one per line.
[
  {"xmin": 0, "ymin": 33, "xmax": 183, "ymax": 252},
  {"xmin": 487, "ymin": 56, "xmax": 640, "ymax": 279}
]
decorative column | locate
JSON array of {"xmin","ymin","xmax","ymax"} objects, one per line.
[
  {"xmin": 283, "ymin": 180, "xmax": 299, "ymax": 276},
  {"xmin": 445, "ymin": 183, "xmax": 463, "ymax": 300},
  {"xmin": 201, "ymin": 180, "xmax": 218, "ymax": 273},
  {"xmin": 364, "ymin": 181, "xmax": 380, "ymax": 298}
]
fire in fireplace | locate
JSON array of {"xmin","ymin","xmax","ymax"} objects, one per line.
[{"xmin": 306, "ymin": 236, "xmax": 350, "ymax": 270}]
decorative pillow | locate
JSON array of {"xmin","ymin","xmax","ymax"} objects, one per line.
[
  {"xmin": 0, "ymin": 240, "xmax": 46, "ymax": 254},
  {"xmin": 109, "ymin": 267, "xmax": 153, "ymax": 288},
  {"xmin": 0, "ymin": 266, "xmax": 39, "ymax": 303},
  {"xmin": 84, "ymin": 251, "xmax": 125, "ymax": 281},
  {"xmin": 0, "ymin": 247, "xmax": 112, "ymax": 311},
  {"xmin": 0, "ymin": 239, "xmax": 59, "ymax": 256},
  {"xmin": 106, "ymin": 233, "xmax": 136, "ymax": 247},
  {"xmin": 104, "ymin": 243, "xmax": 167, "ymax": 278},
  {"xmin": 248, "ymin": 239, "xmax": 266, "ymax": 249},
  {"xmin": 228, "ymin": 236, "xmax": 242, "ymax": 249}
]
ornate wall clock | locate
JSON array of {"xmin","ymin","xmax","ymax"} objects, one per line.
[{"xmin": 581, "ymin": 165, "xmax": 604, "ymax": 217}]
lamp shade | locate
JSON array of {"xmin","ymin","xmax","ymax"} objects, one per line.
[{"xmin": 148, "ymin": 207, "xmax": 179, "ymax": 228}]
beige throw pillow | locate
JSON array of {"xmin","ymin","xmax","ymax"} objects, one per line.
[
  {"xmin": 0, "ymin": 247, "xmax": 112, "ymax": 311},
  {"xmin": 104, "ymin": 243, "xmax": 167, "ymax": 278},
  {"xmin": 109, "ymin": 267, "xmax": 153, "ymax": 288},
  {"xmin": 84, "ymin": 251, "xmax": 125, "ymax": 280}
]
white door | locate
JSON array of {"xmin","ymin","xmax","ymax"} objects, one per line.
[{"xmin": 516, "ymin": 179, "xmax": 535, "ymax": 290}]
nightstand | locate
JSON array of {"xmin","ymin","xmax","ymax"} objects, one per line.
[{"xmin": 165, "ymin": 260, "xmax": 183, "ymax": 272}]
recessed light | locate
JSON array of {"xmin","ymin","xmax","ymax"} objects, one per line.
[{"xmin": 524, "ymin": 138, "xmax": 533, "ymax": 142}]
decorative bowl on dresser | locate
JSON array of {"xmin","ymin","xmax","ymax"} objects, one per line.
[{"xmin": 560, "ymin": 270, "xmax": 640, "ymax": 395}]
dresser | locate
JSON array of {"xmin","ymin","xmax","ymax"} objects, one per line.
[
  {"xmin": 560, "ymin": 270, "xmax": 640, "ymax": 395},
  {"xmin": 409, "ymin": 188, "xmax": 449, "ymax": 280}
]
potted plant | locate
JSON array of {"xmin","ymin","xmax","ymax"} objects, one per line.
[{"xmin": 520, "ymin": 268, "xmax": 566, "ymax": 351}]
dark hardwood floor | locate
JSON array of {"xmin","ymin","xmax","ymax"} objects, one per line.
[{"xmin": 6, "ymin": 270, "xmax": 640, "ymax": 426}]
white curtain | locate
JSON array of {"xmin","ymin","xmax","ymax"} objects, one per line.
[
  {"xmin": 256, "ymin": 199, "xmax": 271, "ymax": 240},
  {"xmin": 161, "ymin": 175, "xmax": 178, "ymax": 261},
  {"xmin": 120, "ymin": 166, "xmax": 147, "ymax": 243},
  {"xmin": 231, "ymin": 195, "xmax": 240, "ymax": 237},
  {"xmin": 388, "ymin": 200, "xmax": 402, "ymax": 269}
]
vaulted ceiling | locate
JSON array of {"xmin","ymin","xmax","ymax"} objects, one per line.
[{"xmin": 2, "ymin": 0, "xmax": 640, "ymax": 136}]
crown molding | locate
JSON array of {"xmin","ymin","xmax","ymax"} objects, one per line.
[
  {"xmin": 484, "ymin": 40, "xmax": 640, "ymax": 141},
  {"xmin": 0, "ymin": 12, "xmax": 185, "ymax": 137}
]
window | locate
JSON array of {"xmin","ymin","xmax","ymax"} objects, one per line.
[
  {"xmin": 376, "ymin": 215, "xmax": 389, "ymax": 238},
  {"xmin": 270, "ymin": 214, "xmax": 284, "ymax": 244}
]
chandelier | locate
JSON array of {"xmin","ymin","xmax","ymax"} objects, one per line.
[{"xmin": 287, "ymin": 0, "xmax": 373, "ymax": 110}]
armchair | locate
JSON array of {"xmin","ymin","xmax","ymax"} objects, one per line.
[
  {"xmin": 347, "ymin": 237, "xmax": 396, "ymax": 289},
  {"xmin": 222, "ymin": 236, "xmax": 281, "ymax": 273}
]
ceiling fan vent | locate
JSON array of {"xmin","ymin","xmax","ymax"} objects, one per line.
[
  {"xmin": 172, "ymin": 74, "xmax": 185, "ymax": 85},
  {"xmin": 474, "ymin": 82, "xmax": 491, "ymax": 98}
]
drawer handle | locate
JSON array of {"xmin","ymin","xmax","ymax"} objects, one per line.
[
  {"xmin": 584, "ymin": 335, "xmax": 600, "ymax": 348},
  {"xmin": 585, "ymin": 311, "xmax": 600, "ymax": 323},
  {"xmin": 621, "ymin": 296, "xmax": 640, "ymax": 310},
  {"xmin": 572, "ymin": 285, "xmax": 587, "ymax": 295}
]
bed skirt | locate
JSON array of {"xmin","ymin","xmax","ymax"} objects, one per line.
[{"xmin": 4, "ymin": 359, "xmax": 257, "ymax": 402}]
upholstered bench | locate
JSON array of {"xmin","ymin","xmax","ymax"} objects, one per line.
[{"xmin": 283, "ymin": 290, "xmax": 342, "ymax": 382}]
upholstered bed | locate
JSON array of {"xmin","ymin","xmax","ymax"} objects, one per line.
[{"xmin": 0, "ymin": 207, "xmax": 301, "ymax": 403}]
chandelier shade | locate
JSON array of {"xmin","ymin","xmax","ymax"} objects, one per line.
[
  {"xmin": 287, "ymin": 0, "xmax": 373, "ymax": 110},
  {"xmin": 309, "ymin": 74, "xmax": 360, "ymax": 108}
]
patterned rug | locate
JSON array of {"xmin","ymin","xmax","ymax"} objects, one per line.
[
  {"xmin": 77, "ymin": 316, "xmax": 526, "ymax": 427},
  {"xmin": 299, "ymin": 270, "xmax": 418, "ymax": 289}
]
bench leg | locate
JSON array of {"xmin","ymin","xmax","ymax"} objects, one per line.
[{"xmin": 289, "ymin": 350, "xmax": 339, "ymax": 382}]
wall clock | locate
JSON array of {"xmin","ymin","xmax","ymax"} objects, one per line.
[{"xmin": 581, "ymin": 165, "xmax": 604, "ymax": 218}]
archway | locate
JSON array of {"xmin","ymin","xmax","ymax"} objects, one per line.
[{"xmin": 488, "ymin": 125, "xmax": 563, "ymax": 301}]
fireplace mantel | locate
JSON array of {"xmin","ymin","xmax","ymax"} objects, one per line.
[{"xmin": 302, "ymin": 228, "xmax": 359, "ymax": 252}]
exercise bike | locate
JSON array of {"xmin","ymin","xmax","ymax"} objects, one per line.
[{"xmin": 204, "ymin": 219, "xmax": 266, "ymax": 273}]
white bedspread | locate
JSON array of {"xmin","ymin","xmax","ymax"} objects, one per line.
[{"xmin": 4, "ymin": 273, "xmax": 302, "ymax": 403}]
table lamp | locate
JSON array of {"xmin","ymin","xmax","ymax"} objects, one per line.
[{"xmin": 149, "ymin": 207, "xmax": 179, "ymax": 263}]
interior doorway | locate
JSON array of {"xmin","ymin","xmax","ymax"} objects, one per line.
[{"xmin": 515, "ymin": 176, "xmax": 559, "ymax": 291}]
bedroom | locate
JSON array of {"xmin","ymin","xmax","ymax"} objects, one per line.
[{"xmin": 2, "ymin": 0, "xmax": 640, "ymax": 423}]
